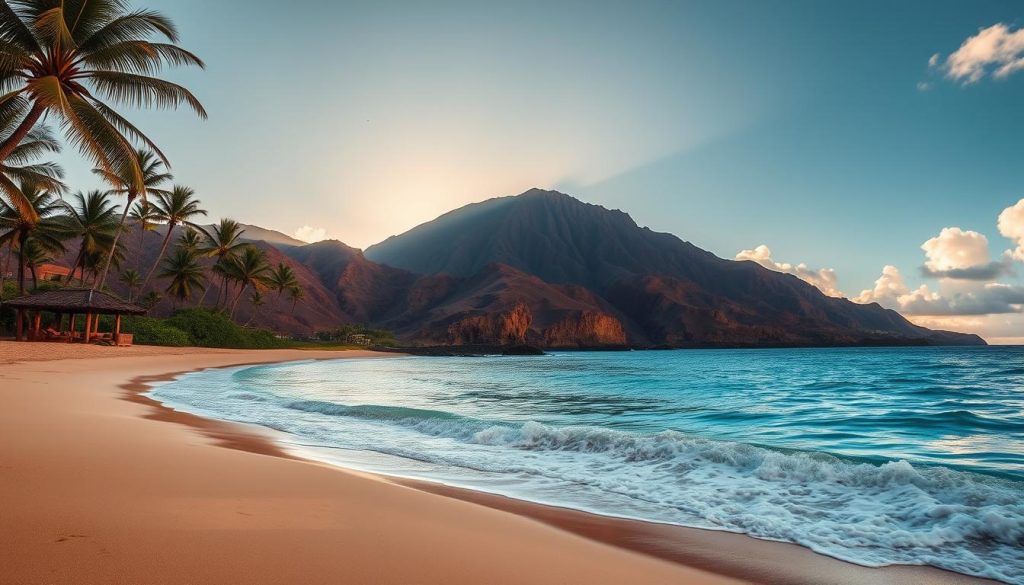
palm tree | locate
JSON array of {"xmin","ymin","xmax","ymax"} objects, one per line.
[
  {"xmin": 288, "ymin": 285, "xmax": 305, "ymax": 315},
  {"xmin": 128, "ymin": 199, "xmax": 159, "ymax": 268},
  {"xmin": 21, "ymin": 238, "xmax": 54, "ymax": 288},
  {"xmin": 222, "ymin": 245, "xmax": 270, "ymax": 319},
  {"xmin": 177, "ymin": 226, "xmax": 203, "ymax": 253},
  {"xmin": 199, "ymin": 219, "xmax": 247, "ymax": 308},
  {"xmin": 62, "ymin": 191, "xmax": 120, "ymax": 286},
  {"xmin": 92, "ymin": 149, "xmax": 172, "ymax": 289},
  {"xmin": 139, "ymin": 290, "xmax": 162, "ymax": 310},
  {"xmin": 158, "ymin": 247, "xmax": 205, "ymax": 309},
  {"xmin": 0, "ymin": 181, "xmax": 70, "ymax": 293},
  {"xmin": 244, "ymin": 289, "xmax": 265, "ymax": 327},
  {"xmin": 266, "ymin": 263, "xmax": 299, "ymax": 310},
  {"xmin": 120, "ymin": 268, "xmax": 141, "ymax": 302},
  {"xmin": 141, "ymin": 185, "xmax": 205, "ymax": 290},
  {"xmin": 0, "ymin": 2, "xmax": 206, "ymax": 192}
]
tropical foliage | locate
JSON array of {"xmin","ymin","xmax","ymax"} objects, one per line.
[{"xmin": 0, "ymin": 2, "xmax": 310, "ymax": 345}]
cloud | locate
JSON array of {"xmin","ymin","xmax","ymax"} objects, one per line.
[
  {"xmin": 998, "ymin": 198, "xmax": 1024, "ymax": 261},
  {"xmin": 921, "ymin": 227, "xmax": 990, "ymax": 271},
  {"xmin": 918, "ymin": 227, "xmax": 1009, "ymax": 279},
  {"xmin": 933, "ymin": 23, "xmax": 1024, "ymax": 83},
  {"xmin": 856, "ymin": 265, "xmax": 1024, "ymax": 316},
  {"xmin": 736, "ymin": 245, "xmax": 843, "ymax": 297},
  {"xmin": 916, "ymin": 81, "xmax": 932, "ymax": 92},
  {"xmin": 292, "ymin": 225, "xmax": 328, "ymax": 243},
  {"xmin": 854, "ymin": 265, "xmax": 910, "ymax": 306},
  {"xmin": 908, "ymin": 314, "xmax": 1024, "ymax": 345}
]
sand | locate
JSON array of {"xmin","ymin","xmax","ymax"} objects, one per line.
[{"xmin": 0, "ymin": 342, "xmax": 999, "ymax": 585}]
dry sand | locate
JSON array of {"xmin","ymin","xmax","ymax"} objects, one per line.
[{"xmin": 0, "ymin": 342, "xmax": 999, "ymax": 585}]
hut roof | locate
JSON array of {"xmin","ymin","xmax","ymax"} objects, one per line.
[{"xmin": 2, "ymin": 288, "xmax": 147, "ymax": 315}]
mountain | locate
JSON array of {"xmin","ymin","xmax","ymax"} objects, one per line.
[
  {"xmin": 49, "ymin": 188, "xmax": 983, "ymax": 346},
  {"xmin": 234, "ymin": 223, "xmax": 307, "ymax": 248},
  {"xmin": 366, "ymin": 189, "xmax": 984, "ymax": 347}
]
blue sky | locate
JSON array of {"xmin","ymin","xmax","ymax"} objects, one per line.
[{"xmin": 56, "ymin": 1, "xmax": 1024, "ymax": 341}]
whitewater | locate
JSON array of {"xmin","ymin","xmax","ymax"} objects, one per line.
[{"xmin": 149, "ymin": 347, "xmax": 1024, "ymax": 584}]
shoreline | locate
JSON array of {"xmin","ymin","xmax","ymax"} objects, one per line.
[{"xmin": 1, "ymin": 343, "xmax": 1001, "ymax": 585}]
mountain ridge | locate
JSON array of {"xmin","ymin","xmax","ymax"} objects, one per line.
[{"xmin": 106, "ymin": 188, "xmax": 983, "ymax": 347}]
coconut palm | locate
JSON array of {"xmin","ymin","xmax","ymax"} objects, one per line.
[
  {"xmin": 221, "ymin": 245, "xmax": 270, "ymax": 319},
  {"xmin": 92, "ymin": 149, "xmax": 172, "ymax": 289},
  {"xmin": 21, "ymin": 237, "xmax": 53, "ymax": 288},
  {"xmin": 244, "ymin": 289, "xmax": 265, "ymax": 327},
  {"xmin": 288, "ymin": 285, "xmax": 304, "ymax": 315},
  {"xmin": 141, "ymin": 185, "xmax": 205, "ymax": 290},
  {"xmin": 198, "ymin": 218, "xmax": 247, "ymax": 308},
  {"xmin": 120, "ymin": 268, "xmax": 141, "ymax": 302},
  {"xmin": 158, "ymin": 246, "xmax": 204, "ymax": 308},
  {"xmin": 0, "ymin": 1, "xmax": 206, "ymax": 193},
  {"xmin": 140, "ymin": 289, "xmax": 161, "ymax": 309},
  {"xmin": 62, "ymin": 190, "xmax": 120, "ymax": 285},
  {"xmin": 266, "ymin": 263, "xmax": 299, "ymax": 309},
  {"xmin": 0, "ymin": 181, "xmax": 70, "ymax": 293},
  {"xmin": 177, "ymin": 226, "xmax": 203, "ymax": 253},
  {"xmin": 128, "ymin": 199, "xmax": 159, "ymax": 267}
]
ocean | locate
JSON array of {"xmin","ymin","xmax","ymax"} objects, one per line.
[{"xmin": 149, "ymin": 346, "xmax": 1024, "ymax": 584}]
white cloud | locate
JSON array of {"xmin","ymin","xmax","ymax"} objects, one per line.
[
  {"xmin": 292, "ymin": 225, "xmax": 328, "ymax": 243},
  {"xmin": 855, "ymin": 265, "xmax": 1024, "ymax": 316},
  {"xmin": 854, "ymin": 265, "xmax": 911, "ymax": 305},
  {"xmin": 921, "ymin": 227, "xmax": 990, "ymax": 271},
  {"xmin": 998, "ymin": 198, "xmax": 1024, "ymax": 261},
  {"xmin": 908, "ymin": 314, "xmax": 1024, "ymax": 345},
  {"xmin": 736, "ymin": 245, "xmax": 843, "ymax": 297},
  {"xmin": 936, "ymin": 23, "xmax": 1024, "ymax": 84},
  {"xmin": 916, "ymin": 81, "xmax": 932, "ymax": 92},
  {"xmin": 917, "ymin": 226, "xmax": 1009, "ymax": 279}
]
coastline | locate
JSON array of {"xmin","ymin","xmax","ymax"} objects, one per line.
[{"xmin": 0, "ymin": 343, "xmax": 1000, "ymax": 585}]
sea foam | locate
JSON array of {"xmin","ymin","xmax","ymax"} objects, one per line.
[{"xmin": 152, "ymin": 354, "xmax": 1024, "ymax": 584}]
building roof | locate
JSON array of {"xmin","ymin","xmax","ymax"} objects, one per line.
[
  {"xmin": 36, "ymin": 263, "xmax": 71, "ymax": 277},
  {"xmin": 2, "ymin": 288, "xmax": 147, "ymax": 315}
]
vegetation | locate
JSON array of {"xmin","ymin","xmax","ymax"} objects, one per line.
[
  {"xmin": 0, "ymin": 2, "xmax": 314, "ymax": 346},
  {"xmin": 162, "ymin": 308, "xmax": 287, "ymax": 349},
  {"xmin": 314, "ymin": 324, "xmax": 397, "ymax": 347}
]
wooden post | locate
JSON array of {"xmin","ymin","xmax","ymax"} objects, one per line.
[
  {"xmin": 114, "ymin": 314, "xmax": 122, "ymax": 344},
  {"xmin": 32, "ymin": 311, "xmax": 42, "ymax": 340},
  {"xmin": 83, "ymin": 313, "xmax": 93, "ymax": 344},
  {"xmin": 14, "ymin": 308, "xmax": 23, "ymax": 341},
  {"xmin": 69, "ymin": 314, "xmax": 76, "ymax": 336},
  {"xmin": 93, "ymin": 315, "xmax": 101, "ymax": 335}
]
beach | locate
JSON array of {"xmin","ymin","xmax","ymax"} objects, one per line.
[{"xmin": 0, "ymin": 343, "xmax": 1000, "ymax": 585}]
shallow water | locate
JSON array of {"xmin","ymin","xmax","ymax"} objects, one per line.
[{"xmin": 151, "ymin": 346, "xmax": 1024, "ymax": 584}]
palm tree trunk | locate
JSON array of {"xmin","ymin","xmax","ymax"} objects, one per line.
[
  {"xmin": 94, "ymin": 197, "xmax": 134, "ymax": 292},
  {"xmin": 1, "ymin": 242, "xmax": 11, "ymax": 289},
  {"xmin": 30, "ymin": 265, "xmax": 37, "ymax": 289},
  {"xmin": 16, "ymin": 234, "xmax": 26, "ymax": 295},
  {"xmin": 64, "ymin": 246, "xmax": 86, "ymax": 286},
  {"xmin": 0, "ymin": 104, "xmax": 44, "ymax": 162},
  {"xmin": 137, "ymin": 225, "xmax": 147, "ymax": 270},
  {"xmin": 141, "ymin": 225, "xmax": 175, "ymax": 291},
  {"xmin": 245, "ymin": 304, "xmax": 260, "ymax": 327},
  {"xmin": 230, "ymin": 283, "xmax": 247, "ymax": 320}
]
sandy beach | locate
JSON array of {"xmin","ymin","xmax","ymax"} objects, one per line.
[{"xmin": 0, "ymin": 342, "xmax": 999, "ymax": 585}]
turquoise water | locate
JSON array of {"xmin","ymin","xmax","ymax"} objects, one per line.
[{"xmin": 151, "ymin": 347, "xmax": 1024, "ymax": 583}]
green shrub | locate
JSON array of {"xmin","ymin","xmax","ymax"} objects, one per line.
[
  {"xmin": 164, "ymin": 308, "xmax": 289, "ymax": 349},
  {"xmin": 123, "ymin": 317, "xmax": 191, "ymax": 347}
]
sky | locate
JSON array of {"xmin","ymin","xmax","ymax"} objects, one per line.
[{"xmin": 56, "ymin": 0, "xmax": 1024, "ymax": 342}]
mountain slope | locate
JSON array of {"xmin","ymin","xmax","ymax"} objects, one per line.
[{"xmin": 366, "ymin": 188, "xmax": 983, "ymax": 347}]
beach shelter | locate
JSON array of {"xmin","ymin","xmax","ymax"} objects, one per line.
[{"xmin": 3, "ymin": 288, "xmax": 147, "ymax": 345}]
